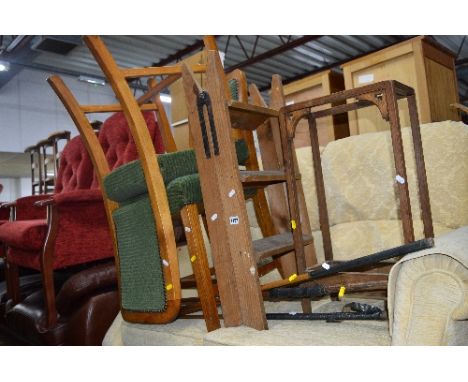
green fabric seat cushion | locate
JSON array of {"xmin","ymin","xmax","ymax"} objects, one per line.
[
  {"xmin": 112, "ymin": 194, "xmax": 166, "ymax": 312},
  {"xmin": 104, "ymin": 139, "xmax": 249, "ymax": 204}
]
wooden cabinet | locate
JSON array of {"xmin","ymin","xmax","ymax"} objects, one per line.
[
  {"xmin": 341, "ymin": 36, "xmax": 460, "ymax": 136},
  {"xmin": 283, "ymin": 70, "xmax": 349, "ymax": 148}
]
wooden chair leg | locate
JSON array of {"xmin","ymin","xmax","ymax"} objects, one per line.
[
  {"xmin": 41, "ymin": 264, "xmax": 58, "ymax": 329},
  {"xmin": 6, "ymin": 261, "xmax": 21, "ymax": 304},
  {"xmin": 41, "ymin": 202, "xmax": 59, "ymax": 329},
  {"xmin": 180, "ymin": 204, "xmax": 221, "ymax": 332}
]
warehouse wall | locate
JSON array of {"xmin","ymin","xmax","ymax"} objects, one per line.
[
  {"xmin": 0, "ymin": 68, "xmax": 118, "ymax": 153},
  {"xmin": 0, "ymin": 177, "xmax": 30, "ymax": 201}
]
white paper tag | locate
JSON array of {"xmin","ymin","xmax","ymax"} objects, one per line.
[
  {"xmin": 211, "ymin": 213, "xmax": 218, "ymax": 221},
  {"xmin": 395, "ymin": 175, "xmax": 406, "ymax": 184},
  {"xmin": 321, "ymin": 262, "xmax": 331, "ymax": 270},
  {"xmin": 229, "ymin": 216, "xmax": 239, "ymax": 225},
  {"xmin": 162, "ymin": 259, "xmax": 169, "ymax": 267},
  {"xmin": 184, "ymin": 227, "xmax": 191, "ymax": 233},
  {"xmin": 228, "ymin": 189, "xmax": 236, "ymax": 198},
  {"xmin": 286, "ymin": 100, "xmax": 295, "ymax": 106},
  {"xmin": 249, "ymin": 266, "xmax": 256, "ymax": 275},
  {"xmin": 358, "ymin": 73, "xmax": 374, "ymax": 84}
]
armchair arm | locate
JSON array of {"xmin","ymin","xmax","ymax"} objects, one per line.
[
  {"xmin": 38, "ymin": 188, "xmax": 113, "ymax": 328},
  {"xmin": 52, "ymin": 189, "xmax": 104, "ymax": 205},
  {"xmin": 15, "ymin": 194, "xmax": 50, "ymax": 220},
  {"xmin": 56, "ymin": 261, "xmax": 117, "ymax": 316},
  {"xmin": 35, "ymin": 198, "xmax": 55, "ymax": 208}
]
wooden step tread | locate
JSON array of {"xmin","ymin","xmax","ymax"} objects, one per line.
[
  {"xmin": 253, "ymin": 232, "xmax": 313, "ymax": 262},
  {"xmin": 229, "ymin": 101, "xmax": 279, "ymax": 130},
  {"xmin": 239, "ymin": 170, "xmax": 300, "ymax": 187}
]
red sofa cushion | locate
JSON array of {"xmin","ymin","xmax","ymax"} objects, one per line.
[
  {"xmin": 54, "ymin": 136, "xmax": 95, "ymax": 194},
  {"xmin": 0, "ymin": 219, "xmax": 47, "ymax": 251},
  {"xmin": 91, "ymin": 111, "xmax": 165, "ymax": 188}
]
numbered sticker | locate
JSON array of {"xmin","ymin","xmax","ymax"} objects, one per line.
[{"xmin": 229, "ymin": 216, "xmax": 240, "ymax": 225}]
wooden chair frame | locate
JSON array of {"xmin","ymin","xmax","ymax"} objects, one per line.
[
  {"xmin": 48, "ymin": 36, "xmax": 225, "ymax": 331},
  {"xmin": 283, "ymin": 80, "xmax": 434, "ymax": 260},
  {"xmin": 24, "ymin": 143, "xmax": 43, "ymax": 195}
]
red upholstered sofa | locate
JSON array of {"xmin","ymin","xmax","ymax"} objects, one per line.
[
  {"xmin": 0, "ymin": 203, "xmax": 9, "ymax": 280},
  {"xmin": 0, "ymin": 111, "xmax": 165, "ymax": 344}
]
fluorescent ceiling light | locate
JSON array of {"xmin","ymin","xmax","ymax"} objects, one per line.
[
  {"xmin": 0, "ymin": 61, "xmax": 10, "ymax": 72},
  {"xmin": 78, "ymin": 75, "xmax": 105, "ymax": 86},
  {"xmin": 159, "ymin": 94, "xmax": 172, "ymax": 104}
]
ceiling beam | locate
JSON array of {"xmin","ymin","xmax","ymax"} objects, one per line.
[
  {"xmin": 259, "ymin": 36, "xmax": 416, "ymax": 91},
  {"xmin": 0, "ymin": 36, "xmax": 38, "ymax": 89},
  {"xmin": 225, "ymin": 35, "xmax": 322, "ymax": 72},
  {"xmin": 456, "ymin": 57, "xmax": 468, "ymax": 67},
  {"xmin": 152, "ymin": 38, "xmax": 206, "ymax": 67}
]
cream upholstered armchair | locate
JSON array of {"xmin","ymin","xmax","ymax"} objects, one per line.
[
  {"xmin": 295, "ymin": 120, "xmax": 468, "ymax": 345},
  {"xmin": 104, "ymin": 120, "xmax": 468, "ymax": 346}
]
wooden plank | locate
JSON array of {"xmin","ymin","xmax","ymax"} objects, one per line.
[
  {"xmin": 385, "ymin": 82, "xmax": 415, "ymax": 243},
  {"xmin": 253, "ymin": 232, "xmax": 314, "ymax": 262},
  {"xmin": 307, "ymin": 114, "xmax": 333, "ymax": 261},
  {"xmin": 239, "ymin": 170, "xmax": 300, "ymax": 187},
  {"xmin": 122, "ymin": 64, "xmax": 206, "ymax": 78},
  {"xmin": 261, "ymin": 271, "xmax": 388, "ymax": 291},
  {"xmin": 407, "ymin": 94, "xmax": 434, "ymax": 239},
  {"xmin": 81, "ymin": 103, "xmax": 158, "ymax": 113},
  {"xmin": 147, "ymin": 78, "xmax": 178, "ymax": 153},
  {"xmin": 180, "ymin": 204, "xmax": 220, "ymax": 332},
  {"xmin": 182, "ymin": 59, "xmax": 258, "ymax": 327},
  {"xmin": 229, "ymin": 101, "xmax": 279, "ymax": 130},
  {"xmin": 205, "ymin": 50, "xmax": 267, "ymax": 330},
  {"xmin": 137, "ymin": 74, "xmax": 180, "ymax": 105}
]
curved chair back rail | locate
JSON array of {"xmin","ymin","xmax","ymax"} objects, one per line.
[{"xmin": 47, "ymin": 35, "xmax": 196, "ymax": 324}]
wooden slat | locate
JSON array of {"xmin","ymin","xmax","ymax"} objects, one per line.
[
  {"xmin": 81, "ymin": 103, "xmax": 158, "ymax": 113},
  {"xmin": 122, "ymin": 64, "xmax": 206, "ymax": 78},
  {"xmin": 308, "ymin": 114, "xmax": 333, "ymax": 261},
  {"xmin": 239, "ymin": 170, "xmax": 292, "ymax": 187},
  {"xmin": 180, "ymin": 204, "xmax": 220, "ymax": 331},
  {"xmin": 261, "ymin": 271, "xmax": 388, "ymax": 291},
  {"xmin": 137, "ymin": 74, "xmax": 180, "ymax": 105},
  {"xmin": 386, "ymin": 82, "xmax": 415, "ymax": 243},
  {"xmin": 253, "ymin": 232, "xmax": 314, "ymax": 262},
  {"xmin": 229, "ymin": 101, "xmax": 279, "ymax": 130}
]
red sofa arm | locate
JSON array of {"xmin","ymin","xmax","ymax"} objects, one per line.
[
  {"xmin": 52, "ymin": 189, "xmax": 104, "ymax": 205},
  {"xmin": 45, "ymin": 189, "xmax": 114, "ymax": 270},
  {"xmin": 14, "ymin": 195, "xmax": 50, "ymax": 220}
]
